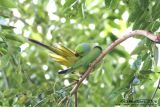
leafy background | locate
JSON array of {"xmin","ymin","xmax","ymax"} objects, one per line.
[{"xmin": 0, "ymin": 0, "xmax": 160, "ymax": 106}]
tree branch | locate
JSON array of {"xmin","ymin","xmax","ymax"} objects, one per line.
[
  {"xmin": 151, "ymin": 78, "xmax": 160, "ymax": 100},
  {"xmin": 58, "ymin": 96, "xmax": 68, "ymax": 105},
  {"xmin": 70, "ymin": 30, "xmax": 160, "ymax": 95},
  {"xmin": 58, "ymin": 30, "xmax": 160, "ymax": 106},
  {"xmin": 74, "ymin": 92, "xmax": 78, "ymax": 107}
]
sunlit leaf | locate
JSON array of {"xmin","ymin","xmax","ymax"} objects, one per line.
[
  {"xmin": 131, "ymin": 56, "xmax": 142, "ymax": 70},
  {"xmin": 0, "ymin": 0, "xmax": 16, "ymax": 8},
  {"xmin": 140, "ymin": 70, "xmax": 153, "ymax": 75},
  {"xmin": 0, "ymin": 55, "xmax": 10, "ymax": 68},
  {"xmin": 152, "ymin": 44, "xmax": 158, "ymax": 65},
  {"xmin": 141, "ymin": 55, "xmax": 152, "ymax": 70},
  {"xmin": 104, "ymin": 0, "xmax": 112, "ymax": 8}
]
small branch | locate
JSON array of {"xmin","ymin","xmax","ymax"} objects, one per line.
[
  {"xmin": 58, "ymin": 96, "xmax": 68, "ymax": 105},
  {"xmin": 70, "ymin": 30, "xmax": 160, "ymax": 95},
  {"xmin": 63, "ymin": 81, "xmax": 78, "ymax": 90},
  {"xmin": 151, "ymin": 78, "xmax": 160, "ymax": 100},
  {"xmin": 58, "ymin": 81, "xmax": 78, "ymax": 105},
  {"xmin": 74, "ymin": 92, "xmax": 78, "ymax": 107},
  {"xmin": 66, "ymin": 99, "xmax": 70, "ymax": 107},
  {"xmin": 33, "ymin": 98, "xmax": 47, "ymax": 107},
  {"xmin": 148, "ymin": 78, "xmax": 160, "ymax": 107}
]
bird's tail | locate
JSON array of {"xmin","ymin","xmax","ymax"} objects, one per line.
[
  {"xmin": 28, "ymin": 38, "xmax": 54, "ymax": 52},
  {"xmin": 28, "ymin": 38, "xmax": 78, "ymax": 66},
  {"xmin": 28, "ymin": 38, "xmax": 76, "ymax": 57},
  {"xmin": 58, "ymin": 68, "xmax": 71, "ymax": 74}
]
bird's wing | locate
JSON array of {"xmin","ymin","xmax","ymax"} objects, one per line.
[
  {"xmin": 49, "ymin": 44, "xmax": 79, "ymax": 66},
  {"xmin": 49, "ymin": 54, "xmax": 73, "ymax": 66},
  {"xmin": 69, "ymin": 46, "xmax": 102, "ymax": 73}
]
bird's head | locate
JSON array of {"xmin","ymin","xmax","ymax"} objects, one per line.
[{"xmin": 75, "ymin": 43, "xmax": 91, "ymax": 57}]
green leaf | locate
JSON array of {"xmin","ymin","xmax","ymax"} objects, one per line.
[
  {"xmin": 104, "ymin": 0, "xmax": 112, "ymax": 8},
  {"xmin": 1, "ymin": 31, "xmax": 25, "ymax": 43},
  {"xmin": 132, "ymin": 11, "xmax": 149, "ymax": 29},
  {"xmin": 0, "ymin": 48, "xmax": 7, "ymax": 55},
  {"xmin": 151, "ymin": 21, "xmax": 160, "ymax": 32},
  {"xmin": 152, "ymin": 44, "xmax": 158, "ymax": 65},
  {"xmin": 131, "ymin": 56, "xmax": 142, "ymax": 70},
  {"xmin": 0, "ymin": 55, "xmax": 10, "ymax": 68},
  {"xmin": 1, "ymin": 25, "xmax": 15, "ymax": 29},
  {"xmin": 111, "ymin": 47, "xmax": 129, "ymax": 58},
  {"xmin": 140, "ymin": 0, "xmax": 149, "ymax": 11},
  {"xmin": 63, "ymin": 0, "xmax": 76, "ymax": 8},
  {"xmin": 0, "ymin": 0, "xmax": 16, "ymax": 8},
  {"xmin": 141, "ymin": 56, "xmax": 152, "ymax": 70},
  {"xmin": 0, "ymin": 7, "xmax": 12, "ymax": 17},
  {"xmin": 151, "ymin": 0, "xmax": 160, "ymax": 20},
  {"xmin": 62, "ymin": 0, "xmax": 84, "ymax": 18},
  {"xmin": 131, "ymin": 41, "xmax": 146, "ymax": 55},
  {"xmin": 110, "ymin": 0, "xmax": 119, "ymax": 9},
  {"xmin": 105, "ymin": 0, "xmax": 119, "ymax": 9},
  {"xmin": 128, "ymin": 0, "xmax": 143, "ymax": 22},
  {"xmin": 140, "ymin": 70, "xmax": 153, "ymax": 75}
]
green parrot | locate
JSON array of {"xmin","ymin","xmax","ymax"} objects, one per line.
[
  {"xmin": 28, "ymin": 38, "xmax": 102, "ymax": 75},
  {"xmin": 58, "ymin": 46, "xmax": 102, "ymax": 74}
]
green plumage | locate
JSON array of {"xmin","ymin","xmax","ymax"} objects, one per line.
[
  {"xmin": 58, "ymin": 46, "xmax": 102, "ymax": 74},
  {"xmin": 28, "ymin": 38, "xmax": 102, "ymax": 75}
]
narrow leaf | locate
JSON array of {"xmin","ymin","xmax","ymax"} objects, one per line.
[
  {"xmin": 152, "ymin": 44, "xmax": 158, "ymax": 65},
  {"xmin": 104, "ymin": 0, "xmax": 112, "ymax": 8},
  {"xmin": 0, "ymin": 0, "xmax": 16, "ymax": 8}
]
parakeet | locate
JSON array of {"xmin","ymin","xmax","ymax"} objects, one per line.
[
  {"xmin": 50, "ymin": 42, "xmax": 92, "ymax": 66},
  {"xmin": 28, "ymin": 38, "xmax": 102, "ymax": 75},
  {"xmin": 28, "ymin": 38, "xmax": 91, "ymax": 66},
  {"xmin": 58, "ymin": 46, "xmax": 102, "ymax": 74}
]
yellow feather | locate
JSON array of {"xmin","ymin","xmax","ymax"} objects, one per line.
[
  {"xmin": 53, "ymin": 44, "xmax": 76, "ymax": 57},
  {"xmin": 28, "ymin": 38, "xmax": 79, "ymax": 66},
  {"xmin": 49, "ymin": 44, "xmax": 79, "ymax": 66},
  {"xmin": 49, "ymin": 53, "xmax": 77, "ymax": 66}
]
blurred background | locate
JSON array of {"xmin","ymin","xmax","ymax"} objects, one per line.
[{"xmin": 0, "ymin": 0, "xmax": 160, "ymax": 106}]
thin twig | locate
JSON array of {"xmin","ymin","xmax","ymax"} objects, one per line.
[
  {"xmin": 151, "ymin": 78, "xmax": 160, "ymax": 100},
  {"xmin": 74, "ymin": 92, "xmax": 78, "ymax": 107},
  {"xmin": 58, "ymin": 81, "xmax": 78, "ymax": 105},
  {"xmin": 58, "ymin": 96, "xmax": 68, "ymax": 105},
  {"xmin": 66, "ymin": 97, "xmax": 71, "ymax": 107},
  {"xmin": 63, "ymin": 81, "xmax": 78, "ymax": 90},
  {"xmin": 148, "ymin": 78, "xmax": 160, "ymax": 107},
  {"xmin": 33, "ymin": 93, "xmax": 55, "ymax": 107}
]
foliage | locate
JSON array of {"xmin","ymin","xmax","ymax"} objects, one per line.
[{"xmin": 0, "ymin": 0, "xmax": 160, "ymax": 106}]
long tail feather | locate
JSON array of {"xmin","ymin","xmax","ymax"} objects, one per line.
[
  {"xmin": 28, "ymin": 38, "xmax": 77, "ymax": 57},
  {"xmin": 28, "ymin": 38, "xmax": 55, "ymax": 52},
  {"xmin": 49, "ymin": 53, "xmax": 72, "ymax": 66},
  {"xmin": 28, "ymin": 38, "xmax": 78, "ymax": 66},
  {"xmin": 58, "ymin": 68, "xmax": 70, "ymax": 74}
]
